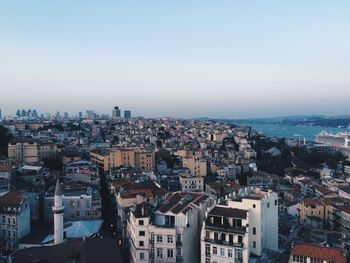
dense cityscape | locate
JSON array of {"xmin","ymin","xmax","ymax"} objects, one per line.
[{"xmin": 0, "ymin": 106, "xmax": 349, "ymax": 262}]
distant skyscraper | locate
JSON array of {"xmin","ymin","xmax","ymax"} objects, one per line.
[
  {"xmin": 32, "ymin": 109, "xmax": 38, "ymax": 118},
  {"xmin": 55, "ymin": 111, "xmax": 60, "ymax": 118},
  {"xmin": 64, "ymin": 112, "xmax": 69, "ymax": 120},
  {"xmin": 78, "ymin": 112, "xmax": 83, "ymax": 119},
  {"xmin": 86, "ymin": 110, "xmax": 95, "ymax": 120},
  {"xmin": 124, "ymin": 110, "xmax": 131, "ymax": 118},
  {"xmin": 0, "ymin": 109, "xmax": 2, "ymax": 119},
  {"xmin": 112, "ymin": 106, "xmax": 121, "ymax": 118},
  {"xmin": 16, "ymin": 109, "xmax": 21, "ymax": 117},
  {"xmin": 21, "ymin": 109, "xmax": 27, "ymax": 117}
]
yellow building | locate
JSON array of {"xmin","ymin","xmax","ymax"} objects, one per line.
[
  {"xmin": 90, "ymin": 147, "xmax": 155, "ymax": 172},
  {"xmin": 182, "ymin": 157, "xmax": 207, "ymax": 177},
  {"xmin": 298, "ymin": 198, "xmax": 338, "ymax": 225},
  {"xmin": 8, "ymin": 138, "xmax": 39, "ymax": 163}
]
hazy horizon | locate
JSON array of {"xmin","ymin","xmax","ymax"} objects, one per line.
[{"xmin": 1, "ymin": 1, "xmax": 350, "ymax": 118}]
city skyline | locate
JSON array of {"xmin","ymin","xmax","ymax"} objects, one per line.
[{"xmin": 1, "ymin": 1, "xmax": 350, "ymax": 118}]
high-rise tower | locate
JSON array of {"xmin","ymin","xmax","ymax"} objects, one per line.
[{"xmin": 52, "ymin": 178, "xmax": 64, "ymax": 245}]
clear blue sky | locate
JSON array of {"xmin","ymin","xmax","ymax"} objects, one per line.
[{"xmin": 1, "ymin": 0, "xmax": 350, "ymax": 118}]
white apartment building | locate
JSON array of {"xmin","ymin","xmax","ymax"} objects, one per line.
[
  {"xmin": 179, "ymin": 175, "xmax": 204, "ymax": 192},
  {"xmin": 127, "ymin": 192, "xmax": 216, "ymax": 263},
  {"xmin": 227, "ymin": 187, "xmax": 278, "ymax": 256},
  {"xmin": 44, "ymin": 184, "xmax": 101, "ymax": 222},
  {"xmin": 0, "ymin": 192, "xmax": 30, "ymax": 252},
  {"xmin": 201, "ymin": 205, "xmax": 250, "ymax": 263}
]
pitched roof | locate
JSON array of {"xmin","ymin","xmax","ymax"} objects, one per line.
[
  {"xmin": 208, "ymin": 206, "xmax": 247, "ymax": 219},
  {"xmin": 290, "ymin": 244, "xmax": 346, "ymax": 263},
  {"xmin": 157, "ymin": 192, "xmax": 209, "ymax": 215},
  {"xmin": 0, "ymin": 191, "xmax": 23, "ymax": 207}
]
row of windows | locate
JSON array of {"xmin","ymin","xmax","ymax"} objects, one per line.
[
  {"xmin": 1, "ymin": 216, "xmax": 16, "ymax": 225},
  {"xmin": 205, "ymin": 244, "xmax": 242, "ymax": 259},
  {"xmin": 142, "ymin": 248, "xmax": 177, "ymax": 259},
  {"xmin": 149, "ymin": 233, "xmax": 177, "ymax": 243}
]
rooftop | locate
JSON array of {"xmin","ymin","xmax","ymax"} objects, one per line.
[{"xmin": 290, "ymin": 243, "xmax": 346, "ymax": 263}]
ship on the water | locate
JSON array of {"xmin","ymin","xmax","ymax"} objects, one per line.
[{"xmin": 315, "ymin": 131, "xmax": 350, "ymax": 148}]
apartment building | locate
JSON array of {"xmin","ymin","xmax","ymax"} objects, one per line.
[
  {"xmin": 127, "ymin": 192, "xmax": 216, "ymax": 263},
  {"xmin": 44, "ymin": 183, "xmax": 101, "ymax": 222},
  {"xmin": 8, "ymin": 138, "xmax": 39, "ymax": 163},
  {"xmin": 227, "ymin": 187, "xmax": 278, "ymax": 256},
  {"xmin": 201, "ymin": 205, "xmax": 250, "ymax": 263},
  {"xmin": 179, "ymin": 175, "xmax": 204, "ymax": 192},
  {"xmin": 90, "ymin": 147, "xmax": 155, "ymax": 172},
  {"xmin": 0, "ymin": 192, "xmax": 30, "ymax": 252},
  {"xmin": 182, "ymin": 157, "xmax": 207, "ymax": 177}
]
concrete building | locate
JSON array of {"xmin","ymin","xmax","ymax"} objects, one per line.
[
  {"xmin": 90, "ymin": 147, "xmax": 155, "ymax": 172},
  {"xmin": 0, "ymin": 192, "xmax": 30, "ymax": 252},
  {"xmin": 201, "ymin": 205, "xmax": 250, "ymax": 263},
  {"xmin": 179, "ymin": 175, "xmax": 204, "ymax": 192},
  {"xmin": 182, "ymin": 157, "xmax": 207, "ymax": 177},
  {"xmin": 8, "ymin": 138, "xmax": 39, "ymax": 163},
  {"xmin": 227, "ymin": 187, "xmax": 278, "ymax": 256},
  {"xmin": 127, "ymin": 192, "xmax": 216, "ymax": 263},
  {"xmin": 44, "ymin": 183, "xmax": 101, "ymax": 222},
  {"xmin": 38, "ymin": 142, "xmax": 58, "ymax": 160}
]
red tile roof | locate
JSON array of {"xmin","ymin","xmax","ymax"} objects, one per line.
[{"xmin": 291, "ymin": 244, "xmax": 346, "ymax": 263}]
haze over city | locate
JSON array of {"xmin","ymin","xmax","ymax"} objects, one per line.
[{"xmin": 1, "ymin": 0, "xmax": 350, "ymax": 118}]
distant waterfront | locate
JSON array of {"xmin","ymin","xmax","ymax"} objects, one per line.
[{"xmin": 244, "ymin": 123, "xmax": 350, "ymax": 141}]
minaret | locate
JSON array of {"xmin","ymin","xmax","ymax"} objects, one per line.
[{"xmin": 52, "ymin": 178, "xmax": 64, "ymax": 245}]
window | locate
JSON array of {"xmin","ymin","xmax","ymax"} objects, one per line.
[
  {"xmin": 253, "ymin": 204, "xmax": 256, "ymax": 208},
  {"xmin": 139, "ymin": 241, "xmax": 144, "ymax": 247},
  {"xmin": 139, "ymin": 220, "xmax": 144, "ymax": 225},
  {"xmin": 214, "ymin": 232, "xmax": 219, "ymax": 240},
  {"xmin": 13, "ymin": 231, "xmax": 16, "ymax": 238},
  {"xmin": 213, "ymin": 246, "xmax": 217, "ymax": 255},
  {"xmin": 275, "ymin": 199, "xmax": 278, "ymax": 206},
  {"xmin": 177, "ymin": 247, "xmax": 181, "ymax": 256},
  {"xmin": 140, "ymin": 252, "xmax": 144, "ymax": 260},
  {"xmin": 267, "ymin": 202, "xmax": 270, "ymax": 208},
  {"xmin": 229, "ymin": 234, "xmax": 233, "ymax": 244},
  {"xmin": 228, "ymin": 249, "xmax": 232, "ymax": 258},
  {"xmin": 177, "ymin": 234, "xmax": 182, "ymax": 242},
  {"xmin": 205, "ymin": 230, "xmax": 210, "ymax": 239},
  {"xmin": 157, "ymin": 235, "xmax": 162, "ymax": 243},
  {"xmin": 253, "ymin": 227, "xmax": 256, "ymax": 235},
  {"xmin": 205, "ymin": 244, "xmax": 210, "ymax": 256},
  {"xmin": 167, "ymin": 249, "xmax": 173, "ymax": 258},
  {"xmin": 150, "ymin": 233, "xmax": 154, "ymax": 242},
  {"xmin": 253, "ymin": 241, "xmax": 256, "ymax": 248},
  {"xmin": 139, "ymin": 231, "xmax": 145, "ymax": 236},
  {"xmin": 167, "ymin": 235, "xmax": 173, "ymax": 243},
  {"xmin": 157, "ymin": 248, "xmax": 163, "ymax": 258},
  {"xmin": 12, "ymin": 218, "xmax": 16, "ymax": 225},
  {"xmin": 221, "ymin": 233, "xmax": 226, "ymax": 241},
  {"xmin": 220, "ymin": 248, "xmax": 225, "ymax": 256}
]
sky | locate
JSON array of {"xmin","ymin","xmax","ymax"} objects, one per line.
[{"xmin": 1, "ymin": 0, "xmax": 350, "ymax": 118}]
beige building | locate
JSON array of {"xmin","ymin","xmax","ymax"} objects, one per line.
[
  {"xmin": 182, "ymin": 157, "xmax": 207, "ymax": 177},
  {"xmin": 8, "ymin": 138, "xmax": 39, "ymax": 163},
  {"xmin": 90, "ymin": 147, "xmax": 155, "ymax": 172}
]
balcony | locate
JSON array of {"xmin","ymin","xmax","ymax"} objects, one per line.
[
  {"xmin": 204, "ymin": 238, "xmax": 244, "ymax": 248},
  {"xmin": 205, "ymin": 222, "xmax": 246, "ymax": 234}
]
